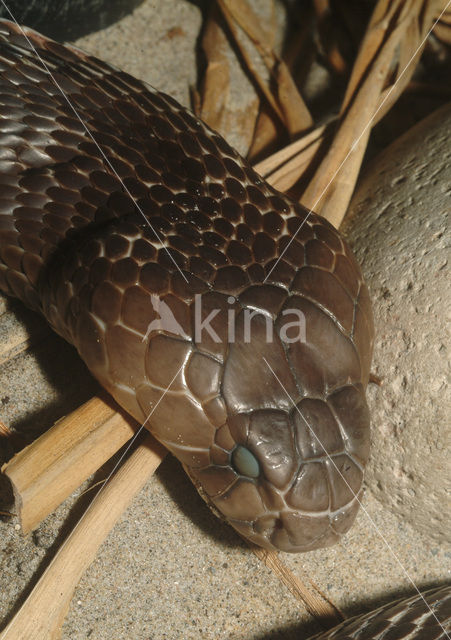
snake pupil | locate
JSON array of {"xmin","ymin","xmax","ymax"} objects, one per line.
[{"xmin": 231, "ymin": 445, "xmax": 260, "ymax": 478}]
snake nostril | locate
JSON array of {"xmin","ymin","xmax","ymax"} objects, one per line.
[{"xmin": 231, "ymin": 445, "xmax": 260, "ymax": 478}]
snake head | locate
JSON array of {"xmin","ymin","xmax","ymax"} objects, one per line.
[
  {"xmin": 182, "ymin": 289, "xmax": 371, "ymax": 553},
  {"xmin": 69, "ymin": 239, "xmax": 372, "ymax": 553}
]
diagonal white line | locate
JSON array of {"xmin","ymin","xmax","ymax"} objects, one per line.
[
  {"xmin": 0, "ymin": 360, "xmax": 183, "ymax": 636},
  {"xmin": 0, "ymin": 0, "xmax": 189, "ymax": 282},
  {"xmin": 85, "ymin": 360, "xmax": 183, "ymax": 498},
  {"xmin": 264, "ymin": 0, "xmax": 451, "ymax": 283},
  {"xmin": 58, "ymin": 359, "xmax": 183, "ymax": 527},
  {"xmin": 263, "ymin": 356, "xmax": 450, "ymax": 635},
  {"xmin": 0, "ymin": 1, "xmax": 187, "ymax": 500}
]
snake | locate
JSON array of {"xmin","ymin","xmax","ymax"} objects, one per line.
[
  {"xmin": 0, "ymin": 19, "xmax": 374, "ymax": 554},
  {"xmin": 310, "ymin": 585, "xmax": 450, "ymax": 640},
  {"xmin": 1, "ymin": 19, "xmax": 450, "ymax": 640}
]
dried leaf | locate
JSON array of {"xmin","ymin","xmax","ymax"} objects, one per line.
[
  {"xmin": 200, "ymin": 4, "xmax": 266, "ymax": 154},
  {"xmin": 275, "ymin": 60, "xmax": 314, "ymax": 135},
  {"xmin": 220, "ymin": 0, "xmax": 275, "ymax": 53},
  {"xmin": 314, "ymin": 0, "xmax": 348, "ymax": 74},
  {"xmin": 0, "ymin": 419, "xmax": 12, "ymax": 438},
  {"xmin": 217, "ymin": 0, "xmax": 313, "ymax": 133},
  {"xmin": 199, "ymin": 7, "xmax": 231, "ymax": 131},
  {"xmin": 248, "ymin": 3, "xmax": 316, "ymax": 158},
  {"xmin": 248, "ymin": 104, "xmax": 284, "ymax": 161}
]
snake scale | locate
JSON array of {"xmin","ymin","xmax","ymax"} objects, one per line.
[
  {"xmin": 1, "ymin": 19, "xmax": 450, "ymax": 640},
  {"xmin": 0, "ymin": 18, "xmax": 375, "ymax": 555}
]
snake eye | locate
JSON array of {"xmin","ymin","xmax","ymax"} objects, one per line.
[{"xmin": 231, "ymin": 445, "xmax": 260, "ymax": 478}]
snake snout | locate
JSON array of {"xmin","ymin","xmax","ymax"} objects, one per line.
[{"xmin": 186, "ymin": 407, "xmax": 361, "ymax": 552}]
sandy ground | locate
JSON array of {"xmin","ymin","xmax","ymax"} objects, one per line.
[{"xmin": 0, "ymin": 1, "xmax": 449, "ymax": 639}]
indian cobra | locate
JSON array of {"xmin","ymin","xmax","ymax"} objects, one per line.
[{"xmin": 0, "ymin": 19, "xmax": 374, "ymax": 553}]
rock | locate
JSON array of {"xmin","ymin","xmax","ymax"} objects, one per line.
[{"xmin": 343, "ymin": 103, "xmax": 451, "ymax": 543}]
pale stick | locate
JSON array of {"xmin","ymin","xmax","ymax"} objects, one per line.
[{"xmin": 2, "ymin": 395, "xmax": 137, "ymax": 534}]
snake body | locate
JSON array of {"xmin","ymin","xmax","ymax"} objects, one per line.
[
  {"xmin": 0, "ymin": 20, "xmax": 374, "ymax": 553},
  {"xmin": 311, "ymin": 585, "xmax": 450, "ymax": 640}
]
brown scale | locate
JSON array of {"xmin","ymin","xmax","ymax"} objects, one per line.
[{"xmin": 0, "ymin": 20, "xmax": 374, "ymax": 552}]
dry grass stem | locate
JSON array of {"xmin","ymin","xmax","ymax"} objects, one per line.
[
  {"xmin": 432, "ymin": 4, "xmax": 451, "ymax": 42},
  {"xmin": 2, "ymin": 396, "xmax": 137, "ymax": 534},
  {"xmin": 301, "ymin": 0, "xmax": 440, "ymax": 228},
  {"xmin": 251, "ymin": 546, "xmax": 344, "ymax": 627},
  {"xmin": 254, "ymin": 121, "xmax": 333, "ymax": 193}
]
